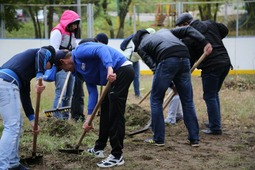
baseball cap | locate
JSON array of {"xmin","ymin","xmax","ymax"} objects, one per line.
[{"xmin": 54, "ymin": 50, "xmax": 69, "ymax": 67}]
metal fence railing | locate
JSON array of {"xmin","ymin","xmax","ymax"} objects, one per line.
[{"xmin": 0, "ymin": 1, "xmax": 254, "ymax": 39}]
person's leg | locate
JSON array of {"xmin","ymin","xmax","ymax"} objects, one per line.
[
  {"xmin": 53, "ymin": 70, "xmax": 66, "ymax": 119},
  {"xmin": 109, "ymin": 65, "xmax": 134, "ymax": 158},
  {"xmin": 71, "ymin": 74, "xmax": 85, "ymax": 121},
  {"xmin": 173, "ymin": 58, "xmax": 199, "ymax": 142},
  {"xmin": 202, "ymin": 67, "xmax": 230, "ymax": 132},
  {"xmin": 132, "ymin": 61, "xmax": 140, "ymax": 97},
  {"xmin": 0, "ymin": 81, "xmax": 21, "ymax": 169},
  {"xmin": 165, "ymin": 94, "xmax": 180, "ymax": 124},
  {"xmin": 150, "ymin": 58, "xmax": 180, "ymax": 144},
  {"xmin": 94, "ymin": 96, "xmax": 110, "ymax": 151},
  {"xmin": 62, "ymin": 73, "xmax": 74, "ymax": 119}
]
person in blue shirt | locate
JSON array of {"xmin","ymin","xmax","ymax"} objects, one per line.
[
  {"xmin": 0, "ymin": 46, "xmax": 55, "ymax": 170},
  {"xmin": 54, "ymin": 42, "xmax": 134, "ymax": 168}
]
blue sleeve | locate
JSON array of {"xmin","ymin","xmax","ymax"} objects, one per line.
[
  {"xmin": 35, "ymin": 48, "xmax": 51, "ymax": 79},
  {"xmin": 97, "ymin": 46, "xmax": 113, "ymax": 68},
  {"xmin": 19, "ymin": 83, "xmax": 35, "ymax": 121},
  {"xmin": 86, "ymin": 83, "xmax": 98, "ymax": 115}
]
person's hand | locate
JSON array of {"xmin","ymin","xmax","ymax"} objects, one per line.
[
  {"xmin": 107, "ymin": 67, "xmax": 116, "ymax": 83},
  {"xmin": 30, "ymin": 120, "xmax": 40, "ymax": 135},
  {"xmin": 204, "ymin": 43, "xmax": 213, "ymax": 56},
  {"xmin": 82, "ymin": 115, "xmax": 94, "ymax": 132},
  {"xmin": 35, "ymin": 79, "xmax": 45, "ymax": 93}
]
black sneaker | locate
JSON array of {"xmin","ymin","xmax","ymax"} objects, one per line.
[
  {"xmin": 201, "ymin": 129, "xmax": 222, "ymax": 135},
  {"xmin": 187, "ymin": 140, "xmax": 199, "ymax": 147},
  {"xmin": 8, "ymin": 164, "xmax": 30, "ymax": 170}
]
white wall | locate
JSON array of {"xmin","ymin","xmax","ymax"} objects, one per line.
[{"xmin": 0, "ymin": 37, "xmax": 255, "ymax": 71}]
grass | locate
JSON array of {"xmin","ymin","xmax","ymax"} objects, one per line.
[{"xmin": 0, "ymin": 74, "xmax": 254, "ymax": 169}]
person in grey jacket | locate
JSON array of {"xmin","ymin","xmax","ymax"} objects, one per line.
[
  {"xmin": 176, "ymin": 13, "xmax": 232, "ymax": 135},
  {"xmin": 132, "ymin": 27, "xmax": 212, "ymax": 147}
]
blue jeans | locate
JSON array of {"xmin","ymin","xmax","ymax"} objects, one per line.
[
  {"xmin": 53, "ymin": 70, "xmax": 74, "ymax": 119},
  {"xmin": 0, "ymin": 79, "xmax": 22, "ymax": 169},
  {"xmin": 132, "ymin": 61, "xmax": 140, "ymax": 97},
  {"xmin": 150, "ymin": 57, "xmax": 199, "ymax": 143},
  {"xmin": 201, "ymin": 66, "xmax": 230, "ymax": 131}
]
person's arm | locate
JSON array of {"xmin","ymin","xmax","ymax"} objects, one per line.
[
  {"xmin": 86, "ymin": 83, "xmax": 98, "ymax": 115},
  {"xmin": 137, "ymin": 43, "xmax": 157, "ymax": 73},
  {"xmin": 171, "ymin": 26, "xmax": 208, "ymax": 47},
  {"xmin": 35, "ymin": 48, "xmax": 52, "ymax": 80},
  {"xmin": 171, "ymin": 26, "xmax": 212, "ymax": 56},
  {"xmin": 123, "ymin": 41, "xmax": 135, "ymax": 60},
  {"xmin": 50, "ymin": 30, "xmax": 62, "ymax": 51},
  {"xmin": 83, "ymin": 83, "xmax": 98, "ymax": 132}
]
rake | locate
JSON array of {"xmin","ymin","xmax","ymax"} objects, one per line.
[{"xmin": 44, "ymin": 71, "xmax": 72, "ymax": 117}]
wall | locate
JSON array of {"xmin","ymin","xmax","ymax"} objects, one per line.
[{"xmin": 0, "ymin": 37, "xmax": 255, "ymax": 75}]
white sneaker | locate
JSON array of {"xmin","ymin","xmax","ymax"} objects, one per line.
[
  {"xmin": 87, "ymin": 147, "xmax": 105, "ymax": 158},
  {"xmin": 97, "ymin": 154, "xmax": 125, "ymax": 168}
]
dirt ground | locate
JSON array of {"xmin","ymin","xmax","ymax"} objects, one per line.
[{"xmin": 18, "ymin": 76, "xmax": 255, "ymax": 170}]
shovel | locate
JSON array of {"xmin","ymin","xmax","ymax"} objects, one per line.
[
  {"xmin": 58, "ymin": 81, "xmax": 111, "ymax": 154},
  {"xmin": 21, "ymin": 78, "xmax": 43, "ymax": 164}
]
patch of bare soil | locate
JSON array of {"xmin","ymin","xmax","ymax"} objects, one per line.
[{"xmin": 18, "ymin": 76, "xmax": 255, "ymax": 170}]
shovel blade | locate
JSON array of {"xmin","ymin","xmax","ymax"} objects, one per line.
[
  {"xmin": 20, "ymin": 153, "xmax": 43, "ymax": 165},
  {"xmin": 58, "ymin": 148, "xmax": 84, "ymax": 154}
]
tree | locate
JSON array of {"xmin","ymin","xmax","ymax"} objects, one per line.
[
  {"xmin": 0, "ymin": 0, "xmax": 24, "ymax": 33},
  {"xmin": 101, "ymin": 0, "xmax": 131, "ymax": 38}
]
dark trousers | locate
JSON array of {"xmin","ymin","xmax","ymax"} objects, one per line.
[
  {"xmin": 202, "ymin": 65, "xmax": 230, "ymax": 131},
  {"xmin": 94, "ymin": 65, "xmax": 134, "ymax": 158},
  {"xmin": 71, "ymin": 74, "xmax": 85, "ymax": 121}
]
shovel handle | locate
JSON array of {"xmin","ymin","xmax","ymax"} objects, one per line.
[
  {"xmin": 32, "ymin": 78, "xmax": 43, "ymax": 156},
  {"xmin": 190, "ymin": 53, "xmax": 207, "ymax": 73},
  {"xmin": 75, "ymin": 81, "xmax": 112, "ymax": 149}
]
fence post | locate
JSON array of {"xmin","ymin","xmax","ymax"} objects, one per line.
[
  {"xmin": 0, "ymin": 4, "xmax": 5, "ymax": 38},
  {"xmin": 87, "ymin": 3, "xmax": 94, "ymax": 38}
]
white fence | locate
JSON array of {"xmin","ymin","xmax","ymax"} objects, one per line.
[{"xmin": 0, "ymin": 37, "xmax": 255, "ymax": 75}]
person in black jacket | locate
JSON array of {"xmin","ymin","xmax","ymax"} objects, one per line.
[
  {"xmin": 132, "ymin": 27, "xmax": 212, "ymax": 147},
  {"xmin": 176, "ymin": 13, "xmax": 232, "ymax": 135}
]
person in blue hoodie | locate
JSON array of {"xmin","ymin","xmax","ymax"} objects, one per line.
[
  {"xmin": 0, "ymin": 46, "xmax": 55, "ymax": 170},
  {"xmin": 54, "ymin": 42, "xmax": 134, "ymax": 168}
]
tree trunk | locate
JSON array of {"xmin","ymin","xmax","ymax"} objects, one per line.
[{"xmin": 116, "ymin": 0, "xmax": 132, "ymax": 38}]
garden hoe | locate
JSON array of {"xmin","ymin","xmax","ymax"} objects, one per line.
[
  {"xmin": 128, "ymin": 53, "xmax": 207, "ymax": 137},
  {"xmin": 58, "ymin": 81, "xmax": 111, "ymax": 154},
  {"xmin": 21, "ymin": 78, "xmax": 43, "ymax": 165},
  {"xmin": 44, "ymin": 71, "xmax": 72, "ymax": 117}
]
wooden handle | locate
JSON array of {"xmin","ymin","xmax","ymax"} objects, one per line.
[
  {"xmin": 138, "ymin": 89, "xmax": 151, "ymax": 105},
  {"xmin": 56, "ymin": 71, "xmax": 71, "ymax": 109},
  {"xmin": 32, "ymin": 78, "xmax": 43, "ymax": 156},
  {"xmin": 190, "ymin": 53, "xmax": 207, "ymax": 73},
  {"xmin": 75, "ymin": 81, "xmax": 111, "ymax": 149}
]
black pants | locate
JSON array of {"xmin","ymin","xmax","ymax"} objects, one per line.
[
  {"xmin": 94, "ymin": 65, "xmax": 134, "ymax": 158},
  {"xmin": 71, "ymin": 73, "xmax": 85, "ymax": 121}
]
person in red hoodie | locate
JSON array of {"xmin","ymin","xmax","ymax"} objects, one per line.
[{"xmin": 50, "ymin": 10, "xmax": 80, "ymax": 120}]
